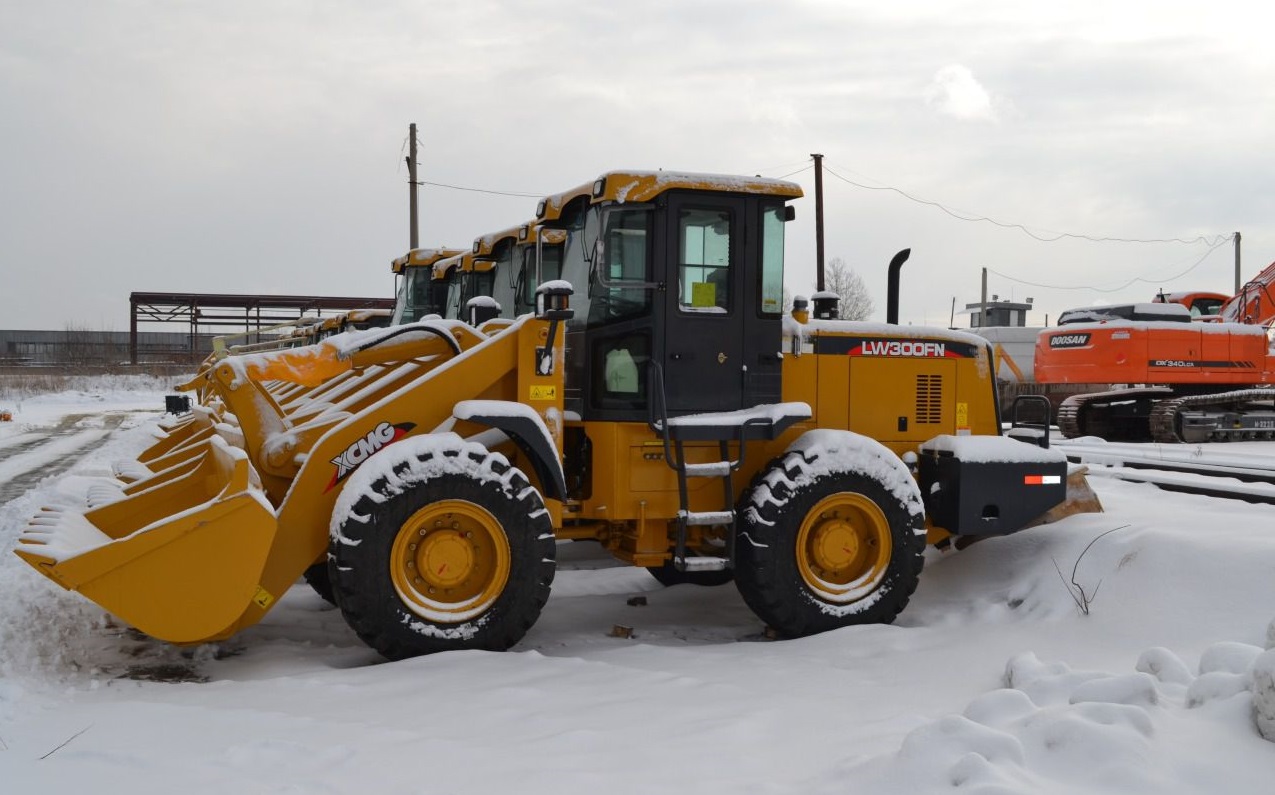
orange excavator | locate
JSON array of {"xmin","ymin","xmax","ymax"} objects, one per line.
[
  {"xmin": 1150, "ymin": 290, "xmax": 1228, "ymax": 319},
  {"xmin": 1035, "ymin": 262, "xmax": 1275, "ymax": 443}
]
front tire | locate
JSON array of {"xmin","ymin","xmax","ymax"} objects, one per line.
[
  {"xmin": 735, "ymin": 444, "xmax": 926, "ymax": 638},
  {"xmin": 329, "ymin": 437, "xmax": 555, "ymax": 660},
  {"xmin": 303, "ymin": 561, "xmax": 336, "ymax": 605}
]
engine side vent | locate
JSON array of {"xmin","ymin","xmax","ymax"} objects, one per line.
[{"xmin": 915, "ymin": 374, "xmax": 942, "ymax": 424}]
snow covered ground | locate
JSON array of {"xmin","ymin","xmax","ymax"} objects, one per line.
[{"xmin": 2, "ymin": 378, "xmax": 1274, "ymax": 794}]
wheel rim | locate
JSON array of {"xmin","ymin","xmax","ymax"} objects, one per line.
[
  {"xmin": 795, "ymin": 492, "xmax": 893, "ymax": 604},
  {"xmin": 390, "ymin": 499, "xmax": 512, "ymax": 623}
]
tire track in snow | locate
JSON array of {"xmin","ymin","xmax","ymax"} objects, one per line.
[
  {"xmin": 0, "ymin": 413, "xmax": 130, "ymax": 503},
  {"xmin": 0, "ymin": 413, "xmax": 98, "ymax": 463}
]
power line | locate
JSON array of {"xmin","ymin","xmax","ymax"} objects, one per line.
[
  {"xmin": 775, "ymin": 164, "xmax": 813, "ymax": 180},
  {"xmin": 413, "ymin": 179, "xmax": 544, "ymax": 198},
  {"xmin": 820, "ymin": 161, "xmax": 1232, "ymax": 247},
  {"xmin": 987, "ymin": 235, "xmax": 1232, "ymax": 293},
  {"xmin": 756, "ymin": 157, "xmax": 816, "ymax": 175}
]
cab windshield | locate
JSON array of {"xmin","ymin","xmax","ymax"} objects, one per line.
[{"xmin": 392, "ymin": 267, "xmax": 433, "ymax": 325}]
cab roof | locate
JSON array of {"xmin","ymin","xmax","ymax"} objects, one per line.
[
  {"xmin": 391, "ymin": 247, "xmax": 466, "ymax": 274},
  {"xmin": 536, "ymin": 170, "xmax": 804, "ymax": 222},
  {"xmin": 473, "ymin": 222, "xmax": 529, "ymax": 257},
  {"xmin": 430, "ymin": 251, "xmax": 472, "ymax": 280}
]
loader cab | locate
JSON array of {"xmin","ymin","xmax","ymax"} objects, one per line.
[
  {"xmin": 470, "ymin": 222, "xmax": 568, "ymax": 320},
  {"xmin": 514, "ymin": 226, "xmax": 566, "ymax": 317},
  {"xmin": 456, "ymin": 254, "xmax": 497, "ymax": 318},
  {"xmin": 431, "ymin": 252, "xmax": 470, "ymax": 320},
  {"xmin": 539, "ymin": 172, "xmax": 801, "ymax": 423},
  {"xmin": 478, "ymin": 229, "xmax": 518, "ymax": 319},
  {"xmin": 390, "ymin": 247, "xmax": 465, "ymax": 325}
]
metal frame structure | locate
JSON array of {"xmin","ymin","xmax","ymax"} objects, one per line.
[{"xmin": 129, "ymin": 292, "xmax": 395, "ymax": 364}]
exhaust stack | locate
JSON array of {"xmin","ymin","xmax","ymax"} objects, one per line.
[{"xmin": 886, "ymin": 248, "xmax": 911, "ymax": 325}]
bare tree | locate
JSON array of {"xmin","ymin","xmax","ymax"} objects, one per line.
[{"xmin": 826, "ymin": 257, "xmax": 874, "ymax": 320}]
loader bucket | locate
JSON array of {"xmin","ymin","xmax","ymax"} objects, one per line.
[
  {"xmin": 136, "ymin": 405, "xmax": 219, "ymax": 467},
  {"xmin": 16, "ymin": 435, "xmax": 279, "ymax": 645}
]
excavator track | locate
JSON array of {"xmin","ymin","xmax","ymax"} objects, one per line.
[
  {"xmin": 1149, "ymin": 388, "xmax": 1275, "ymax": 443},
  {"xmin": 1056, "ymin": 387, "xmax": 1173, "ymax": 440}
]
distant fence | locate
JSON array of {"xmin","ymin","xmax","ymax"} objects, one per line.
[{"xmin": 0, "ymin": 330, "xmax": 215, "ymax": 368}]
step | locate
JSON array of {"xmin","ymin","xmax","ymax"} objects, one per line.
[
  {"xmin": 679, "ymin": 509, "xmax": 735, "ymax": 526},
  {"xmin": 682, "ymin": 461, "xmax": 733, "ymax": 477},
  {"xmin": 657, "ymin": 401, "xmax": 812, "ymax": 442},
  {"xmin": 675, "ymin": 556, "xmax": 730, "ymax": 572}
]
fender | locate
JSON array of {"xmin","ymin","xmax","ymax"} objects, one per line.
[{"xmin": 452, "ymin": 400, "xmax": 567, "ymax": 502}]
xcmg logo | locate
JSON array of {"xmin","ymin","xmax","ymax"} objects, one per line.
[
  {"xmin": 1048, "ymin": 333, "xmax": 1090, "ymax": 349},
  {"xmin": 857, "ymin": 340, "xmax": 947, "ymax": 358},
  {"xmin": 326, "ymin": 421, "xmax": 416, "ymax": 490}
]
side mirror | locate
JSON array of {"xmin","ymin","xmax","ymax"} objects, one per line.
[{"xmin": 782, "ymin": 206, "xmax": 796, "ymax": 222}]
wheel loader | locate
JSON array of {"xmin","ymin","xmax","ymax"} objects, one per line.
[
  {"xmin": 390, "ymin": 246, "xmax": 468, "ymax": 324},
  {"xmin": 16, "ymin": 170, "xmax": 1097, "ymax": 660}
]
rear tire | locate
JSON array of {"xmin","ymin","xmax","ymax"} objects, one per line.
[
  {"xmin": 329, "ymin": 438, "xmax": 555, "ymax": 660},
  {"xmin": 735, "ymin": 448, "xmax": 926, "ymax": 638}
]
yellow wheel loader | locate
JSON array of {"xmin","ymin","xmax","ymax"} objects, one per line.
[
  {"xmin": 470, "ymin": 222, "xmax": 567, "ymax": 322},
  {"xmin": 390, "ymin": 247, "xmax": 467, "ymax": 325},
  {"xmin": 16, "ymin": 171, "xmax": 1097, "ymax": 660}
]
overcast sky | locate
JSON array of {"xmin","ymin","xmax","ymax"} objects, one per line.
[{"xmin": 3, "ymin": 0, "xmax": 1274, "ymax": 331}]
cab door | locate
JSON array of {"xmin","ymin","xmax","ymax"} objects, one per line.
[{"xmin": 659, "ymin": 194, "xmax": 749, "ymax": 414}]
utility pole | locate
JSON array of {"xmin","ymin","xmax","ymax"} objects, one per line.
[
  {"xmin": 408, "ymin": 123, "xmax": 419, "ymax": 250},
  {"xmin": 812, "ymin": 153, "xmax": 825, "ymax": 292},
  {"xmin": 1234, "ymin": 231, "xmax": 1242, "ymax": 294},
  {"xmin": 980, "ymin": 267, "xmax": 988, "ymax": 328}
]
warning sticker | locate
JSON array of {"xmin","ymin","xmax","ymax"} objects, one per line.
[
  {"xmin": 530, "ymin": 385, "xmax": 557, "ymax": 401},
  {"xmin": 252, "ymin": 587, "xmax": 275, "ymax": 609}
]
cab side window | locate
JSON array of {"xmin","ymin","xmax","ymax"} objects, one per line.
[{"xmin": 678, "ymin": 208, "xmax": 732, "ymax": 312}]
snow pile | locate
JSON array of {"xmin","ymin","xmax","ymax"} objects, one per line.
[
  {"xmin": 1255, "ymin": 620, "xmax": 1275, "ymax": 742},
  {"xmin": 849, "ymin": 643, "xmax": 1274, "ymax": 793}
]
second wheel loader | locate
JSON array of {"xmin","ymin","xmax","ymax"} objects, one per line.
[{"xmin": 16, "ymin": 170, "xmax": 1094, "ymax": 660}]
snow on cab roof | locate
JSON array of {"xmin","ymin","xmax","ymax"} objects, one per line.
[
  {"xmin": 390, "ymin": 247, "xmax": 466, "ymax": 274},
  {"xmin": 1057, "ymin": 303, "xmax": 1190, "ymax": 325},
  {"xmin": 537, "ymin": 170, "xmax": 803, "ymax": 221},
  {"xmin": 431, "ymin": 251, "xmax": 472, "ymax": 280},
  {"xmin": 473, "ymin": 222, "xmax": 532, "ymax": 256}
]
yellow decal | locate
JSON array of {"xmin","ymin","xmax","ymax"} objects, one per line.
[
  {"xmin": 955, "ymin": 402, "xmax": 969, "ymax": 427},
  {"xmin": 691, "ymin": 282, "xmax": 717, "ymax": 307},
  {"xmin": 530, "ymin": 385, "xmax": 557, "ymax": 401},
  {"xmin": 252, "ymin": 587, "xmax": 275, "ymax": 610}
]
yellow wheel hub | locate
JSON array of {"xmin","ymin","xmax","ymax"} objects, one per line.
[
  {"xmin": 796, "ymin": 492, "xmax": 892, "ymax": 603},
  {"xmin": 391, "ymin": 499, "xmax": 511, "ymax": 621}
]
